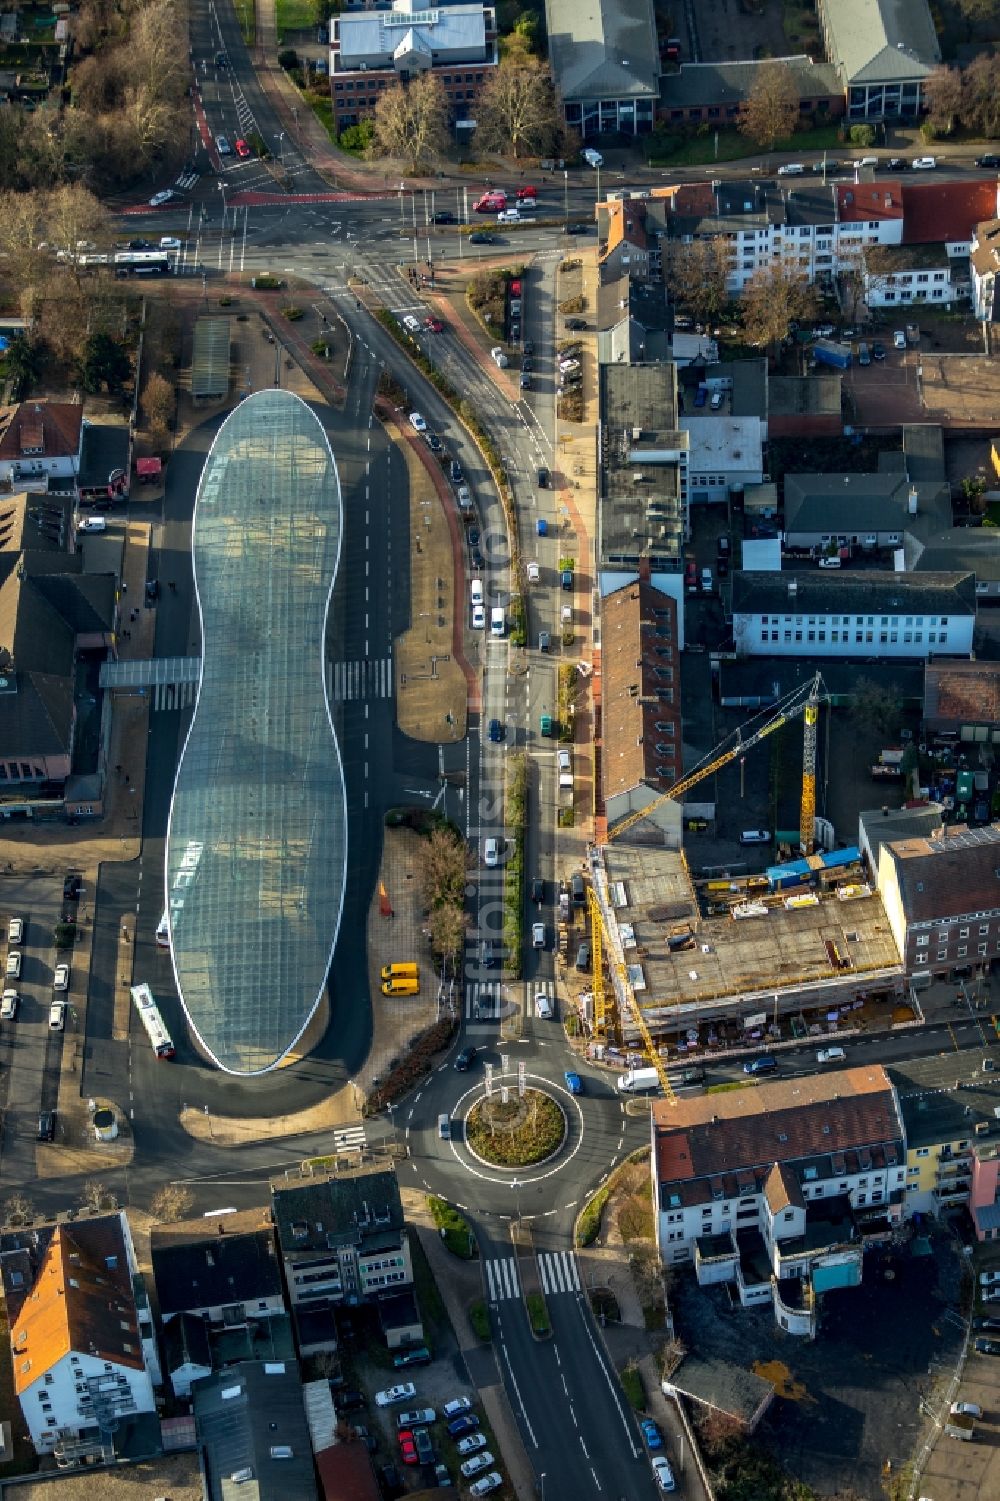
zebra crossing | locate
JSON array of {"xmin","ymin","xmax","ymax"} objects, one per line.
[
  {"xmin": 484, "ymin": 1256, "xmax": 520, "ymax": 1303},
  {"xmin": 328, "ymin": 658, "xmax": 393, "ymax": 702},
  {"xmin": 332, "ymin": 1125, "xmax": 366, "ymax": 1154},
  {"xmin": 538, "ymin": 1251, "xmax": 582, "ymax": 1297},
  {"xmin": 464, "ymin": 979, "xmax": 555, "ymax": 1020},
  {"xmin": 175, "ymin": 170, "xmax": 199, "ymax": 191}
]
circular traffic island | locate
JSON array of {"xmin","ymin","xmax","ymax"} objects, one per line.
[{"xmin": 466, "ymin": 1088, "xmax": 566, "ymax": 1167}]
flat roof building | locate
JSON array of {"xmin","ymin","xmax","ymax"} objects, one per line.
[{"xmin": 166, "ymin": 390, "xmax": 346, "ymax": 1075}]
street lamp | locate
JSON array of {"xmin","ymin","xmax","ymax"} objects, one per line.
[
  {"xmin": 278, "ymin": 131, "xmax": 285, "ymax": 167},
  {"xmin": 540, "ymin": 1474, "xmax": 546, "ymax": 1500}
]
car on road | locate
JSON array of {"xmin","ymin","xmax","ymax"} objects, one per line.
[
  {"xmin": 974, "ymin": 1316, "xmax": 1000, "ymax": 1332},
  {"xmin": 398, "ymin": 1431, "xmax": 418, "ymax": 1466},
  {"xmin": 449, "ymin": 459, "xmax": 463, "ymax": 483},
  {"xmin": 537, "ymin": 466, "xmax": 549, "ymax": 487},
  {"xmin": 652, "ymin": 1456, "xmax": 676, "ymax": 1492},
  {"xmin": 235, "ymin": 138, "xmax": 251, "ymax": 158},
  {"xmin": 488, "ymin": 718, "xmax": 504, "ymax": 743},
  {"xmin": 817, "ymin": 1046, "xmax": 846, "ymax": 1065},
  {"xmin": 1, "ymin": 990, "xmax": 19, "ymax": 1020},
  {"xmin": 454, "ymin": 1047, "xmax": 477, "ymax": 1072},
  {"xmin": 149, "ymin": 189, "xmax": 175, "ymax": 207},
  {"xmin": 483, "ymin": 837, "xmax": 499, "ymax": 868},
  {"xmin": 974, "ymin": 1337, "xmax": 1000, "ymax": 1355},
  {"xmin": 640, "ymin": 1418, "xmax": 664, "ymax": 1451},
  {"xmin": 215, "ymin": 135, "xmax": 232, "ymax": 155},
  {"xmin": 469, "ymin": 1476, "xmax": 502, "ymax": 1498},
  {"xmin": 470, "ymin": 578, "xmax": 484, "ymax": 607},
  {"xmin": 160, "ymin": 236, "xmax": 182, "ymax": 250},
  {"xmin": 446, "ymin": 1413, "xmax": 480, "ymax": 1438},
  {"xmin": 531, "ymin": 921, "xmax": 546, "ymax": 949},
  {"xmin": 443, "ymin": 1397, "xmax": 472, "ymax": 1420},
  {"xmin": 8, "ymin": 917, "xmax": 23, "ymax": 944},
  {"xmin": 426, "ymin": 433, "xmax": 442, "ymax": 451},
  {"xmin": 128, "ymin": 239, "xmax": 155, "ymax": 251},
  {"xmin": 472, "ymin": 605, "xmax": 486, "ymax": 629},
  {"xmin": 531, "ymin": 878, "xmax": 545, "ymax": 906},
  {"xmin": 460, "ymin": 1451, "xmax": 495, "ymax": 1479},
  {"xmin": 520, "ymin": 372, "xmax": 532, "ymax": 390},
  {"xmin": 376, "ymin": 1383, "xmax": 417, "ymax": 1407},
  {"xmin": 467, "ymin": 527, "xmax": 480, "ymax": 550},
  {"xmin": 538, "ymin": 630, "xmax": 549, "ymax": 652},
  {"xmin": 469, "ymin": 232, "xmax": 496, "ymax": 244},
  {"xmin": 78, "ymin": 516, "xmax": 107, "ymax": 533},
  {"xmin": 393, "ymin": 1345, "xmax": 431, "ymax": 1368},
  {"xmin": 48, "ymin": 1000, "xmax": 66, "ymax": 1031},
  {"xmin": 53, "ymin": 963, "xmax": 70, "ymax": 991},
  {"xmin": 397, "ymin": 1408, "xmax": 436, "ymax": 1428},
  {"xmin": 677, "ymin": 1066, "xmax": 706, "ymax": 1085},
  {"xmin": 432, "ymin": 211, "xmax": 457, "ymax": 224},
  {"xmin": 402, "ymin": 315, "xmax": 421, "ymax": 333},
  {"xmin": 564, "ymin": 1070, "xmax": 582, "ymax": 1095},
  {"xmin": 534, "ymin": 992, "xmax": 553, "ymax": 1019},
  {"xmin": 563, "ymin": 222, "xmax": 589, "ymax": 235},
  {"xmin": 37, "ymin": 1111, "xmax": 55, "ymax": 1142},
  {"xmin": 5, "ymin": 951, "xmax": 21, "ymax": 979},
  {"xmin": 424, "ymin": 316, "xmax": 444, "ymax": 333},
  {"xmin": 911, "ymin": 156, "xmax": 937, "ymax": 170},
  {"xmin": 408, "ymin": 411, "xmax": 427, "ymax": 432},
  {"xmin": 977, "ymin": 154, "xmax": 1000, "ymax": 169},
  {"xmin": 744, "ymin": 1055, "xmax": 777, "ymax": 1076},
  {"xmin": 457, "ymin": 1431, "xmax": 487, "ymax": 1455}
]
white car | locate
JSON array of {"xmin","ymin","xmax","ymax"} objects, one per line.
[
  {"xmin": 78, "ymin": 516, "xmax": 107, "ymax": 534},
  {"xmin": 470, "ymin": 579, "xmax": 484, "ymax": 607},
  {"xmin": 7, "ymin": 917, "xmax": 23, "ymax": 944},
  {"xmin": 444, "ymin": 1396, "xmax": 473, "ymax": 1420},
  {"xmin": 490, "ymin": 346, "xmax": 508, "ymax": 368},
  {"xmin": 5, "ymin": 952, "xmax": 21, "ymax": 979},
  {"xmin": 652, "ymin": 1456, "xmax": 676, "ymax": 1492},
  {"xmin": 582, "ymin": 147, "xmax": 603, "ymax": 168},
  {"xmin": 375, "ymin": 1382, "xmax": 416, "ymax": 1407},
  {"xmin": 402, "ymin": 315, "xmax": 422, "ymax": 333},
  {"xmin": 818, "ymin": 555, "xmax": 841, "ymax": 569},
  {"xmin": 483, "ymin": 837, "xmax": 499, "ymax": 868},
  {"xmin": 469, "ymin": 1474, "xmax": 503, "ymax": 1497},
  {"xmin": 53, "ymin": 963, "xmax": 70, "ymax": 991},
  {"xmin": 461, "ymin": 1451, "xmax": 495, "ymax": 1479},
  {"xmin": 911, "ymin": 156, "xmax": 937, "ymax": 170},
  {"xmin": 408, "ymin": 411, "xmax": 427, "ymax": 432},
  {"xmin": 951, "ymin": 1401, "xmax": 983, "ymax": 1419},
  {"xmin": 159, "ymin": 236, "xmax": 182, "ymax": 250},
  {"xmin": 149, "ymin": 189, "xmax": 175, "ymax": 206},
  {"xmin": 817, "ymin": 1046, "xmax": 846, "ymax": 1065},
  {"xmin": 535, "ymin": 992, "xmax": 553, "ymax": 1019},
  {"xmin": 456, "ymin": 1434, "xmax": 486, "ymax": 1456},
  {"xmin": 48, "ymin": 1000, "xmax": 66, "ymax": 1031},
  {"xmin": 532, "ymin": 922, "xmax": 546, "ymax": 949},
  {"xmin": 472, "ymin": 604, "xmax": 486, "ymax": 630},
  {"xmin": 1, "ymin": 989, "xmax": 19, "ymax": 1020},
  {"xmin": 457, "ymin": 484, "xmax": 472, "ymax": 508},
  {"xmin": 893, "ymin": 329, "xmax": 906, "ymax": 350}
]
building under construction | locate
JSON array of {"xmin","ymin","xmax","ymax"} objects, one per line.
[{"xmin": 589, "ymin": 843, "xmax": 905, "ymax": 1053}]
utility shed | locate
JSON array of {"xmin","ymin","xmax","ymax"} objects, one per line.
[{"xmin": 191, "ymin": 317, "xmax": 232, "ymax": 403}]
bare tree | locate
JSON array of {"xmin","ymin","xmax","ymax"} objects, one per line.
[
  {"xmin": 4, "ymin": 1191, "xmax": 35, "ymax": 1226},
  {"xmin": 421, "ymin": 825, "xmax": 469, "ymax": 909},
  {"xmin": 923, "ymin": 65, "xmax": 964, "ymax": 135},
  {"xmin": 149, "ymin": 1183, "xmax": 195, "ymax": 1223},
  {"xmin": 142, "ymin": 372, "xmax": 175, "ymax": 442},
  {"xmin": 850, "ymin": 677, "xmax": 902, "ymax": 737},
  {"xmin": 45, "ymin": 183, "xmax": 107, "ymax": 279},
  {"xmin": 474, "ymin": 46, "xmax": 561, "ymax": 160},
  {"xmin": 737, "ymin": 61, "xmax": 800, "ymax": 151},
  {"xmin": 369, "ymin": 73, "xmax": 451, "ymax": 174},
  {"xmin": 664, "ymin": 236, "xmax": 732, "ymax": 322},
  {"xmin": 861, "ymin": 243, "xmax": 901, "ymax": 306},
  {"xmin": 954, "ymin": 0, "xmax": 995, "ymax": 24},
  {"xmin": 429, "ymin": 900, "xmax": 467, "ymax": 963},
  {"xmin": 960, "ymin": 54, "xmax": 1000, "ymax": 139},
  {"xmin": 80, "ymin": 1178, "xmax": 120, "ymax": 1214},
  {"xmin": 740, "ymin": 264, "xmax": 816, "ymax": 351}
]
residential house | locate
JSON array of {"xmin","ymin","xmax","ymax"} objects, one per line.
[
  {"xmin": 651, "ymin": 1065, "xmax": 907, "ymax": 1335},
  {"xmin": 160, "ymin": 1313, "xmax": 212, "ymax": 1399},
  {"xmin": 76, "ymin": 421, "xmax": 130, "ymax": 505},
  {"xmin": 597, "ymin": 363, "xmax": 687, "ymax": 596},
  {"xmin": 659, "ymin": 55, "xmax": 843, "ymax": 130},
  {"xmin": 970, "ymin": 218, "xmax": 1000, "ymax": 322},
  {"xmin": 923, "ymin": 661, "xmax": 1000, "ymax": 746},
  {"xmin": 194, "ymin": 1360, "xmax": 319, "ymax": 1501},
  {"xmin": 271, "ymin": 1168, "xmax": 415, "ymax": 1355},
  {"xmin": 0, "ymin": 401, "xmax": 82, "ymax": 490},
  {"xmin": 329, "ymin": 0, "xmax": 497, "ymax": 130},
  {"xmin": 596, "ymin": 275, "xmax": 673, "ymax": 365},
  {"xmin": 681, "ymin": 384, "xmax": 764, "ymax": 506},
  {"xmin": 545, "ymin": 0, "xmax": 660, "ymax": 138},
  {"xmin": 891, "ymin": 1053, "xmax": 1000, "ymax": 1231},
  {"xmin": 863, "ymin": 242, "xmax": 965, "ymax": 308},
  {"xmin": 151, "ymin": 1208, "xmax": 284, "ymax": 1327},
  {"xmin": 0, "ymin": 1212, "xmax": 158, "ymax": 1462},
  {"xmin": 902, "ymin": 179, "xmax": 999, "ymax": 254},
  {"xmin": 877, "ymin": 823, "xmax": 1000, "ymax": 979},
  {"xmin": 782, "ymin": 472, "xmax": 917, "ymax": 552},
  {"xmin": 600, "ymin": 576, "xmax": 682, "ymax": 841},
  {"xmin": 816, "ymin": 0, "xmax": 940, "ymax": 121},
  {"xmin": 598, "ymin": 198, "xmax": 655, "ymax": 283},
  {"xmin": 731, "ymin": 571, "xmax": 976, "ymax": 660}
]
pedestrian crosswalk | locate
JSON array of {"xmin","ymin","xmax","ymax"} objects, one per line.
[
  {"xmin": 327, "ymin": 658, "xmax": 393, "ymax": 702},
  {"xmin": 332, "ymin": 1125, "xmax": 366, "ymax": 1154},
  {"xmin": 175, "ymin": 171, "xmax": 199, "ymax": 191},
  {"xmin": 485, "ymin": 1256, "xmax": 520, "ymax": 1302},
  {"xmin": 538, "ymin": 1251, "xmax": 581, "ymax": 1297},
  {"xmin": 464, "ymin": 980, "xmax": 555, "ymax": 1020}
]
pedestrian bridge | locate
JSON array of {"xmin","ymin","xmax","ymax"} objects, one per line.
[{"xmin": 99, "ymin": 656, "xmax": 200, "ymax": 709}]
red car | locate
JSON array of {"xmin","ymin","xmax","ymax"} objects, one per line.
[
  {"xmin": 398, "ymin": 1430, "xmax": 419, "ymax": 1466},
  {"xmin": 510, "ymin": 279, "xmax": 522, "ymax": 297},
  {"xmin": 423, "ymin": 316, "xmax": 444, "ymax": 333},
  {"xmin": 235, "ymin": 138, "xmax": 251, "ymax": 158},
  {"xmin": 516, "ymin": 186, "xmax": 537, "ymax": 201}
]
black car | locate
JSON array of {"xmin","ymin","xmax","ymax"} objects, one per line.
[
  {"xmin": 413, "ymin": 1427, "xmax": 434, "ymax": 1465},
  {"xmin": 432, "ymin": 211, "xmax": 457, "ymax": 224},
  {"xmin": 449, "ymin": 460, "xmax": 463, "ymax": 483},
  {"xmin": 427, "ymin": 434, "xmax": 442, "ymax": 451},
  {"xmin": 537, "ymin": 466, "xmax": 549, "ymax": 487},
  {"xmin": 522, "ymin": 356, "xmax": 533, "ymax": 372},
  {"xmin": 974, "ymin": 1336, "xmax": 1000, "ymax": 1355},
  {"xmin": 564, "ymin": 317, "xmax": 587, "ymax": 331},
  {"xmin": 523, "ymin": 340, "xmax": 534, "ymax": 356},
  {"xmin": 977, "ymin": 154, "xmax": 1000, "ymax": 169},
  {"xmin": 974, "ymin": 1316, "xmax": 1000, "ymax": 1332},
  {"xmin": 128, "ymin": 239, "xmax": 154, "ymax": 251},
  {"xmin": 531, "ymin": 877, "xmax": 545, "ymax": 905},
  {"xmin": 872, "ymin": 341, "xmax": 887, "ymax": 361},
  {"xmin": 63, "ymin": 874, "xmax": 82, "ymax": 900},
  {"xmin": 145, "ymin": 577, "xmax": 160, "ymax": 603},
  {"xmin": 468, "ymin": 527, "xmax": 480, "ymax": 549},
  {"xmin": 678, "ymin": 1067, "xmax": 706, "ymax": 1086},
  {"xmin": 520, "ymin": 373, "xmax": 532, "ymax": 390},
  {"xmin": 563, "ymin": 222, "xmax": 589, "ymax": 235},
  {"xmin": 334, "ymin": 1388, "xmax": 366, "ymax": 1412},
  {"xmin": 37, "ymin": 1111, "xmax": 55, "ymax": 1142},
  {"xmin": 469, "ymin": 232, "xmax": 495, "ymax": 244},
  {"xmin": 885, "ymin": 157, "xmax": 906, "ymax": 170},
  {"xmin": 488, "ymin": 718, "xmax": 504, "ymax": 742},
  {"xmin": 215, "ymin": 50, "xmax": 228, "ymax": 67},
  {"xmin": 471, "ymin": 547, "xmax": 484, "ymax": 570},
  {"xmin": 454, "ymin": 1046, "xmax": 477, "ymax": 1071}
]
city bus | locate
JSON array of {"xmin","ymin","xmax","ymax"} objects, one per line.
[{"xmin": 130, "ymin": 982, "xmax": 175, "ymax": 1059}]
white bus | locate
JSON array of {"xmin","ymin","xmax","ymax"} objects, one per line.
[
  {"xmin": 155, "ymin": 910, "xmax": 170, "ymax": 949},
  {"xmin": 130, "ymin": 982, "xmax": 175, "ymax": 1059}
]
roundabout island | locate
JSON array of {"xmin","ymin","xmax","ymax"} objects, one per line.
[{"xmin": 465, "ymin": 1087, "xmax": 567, "ymax": 1169}]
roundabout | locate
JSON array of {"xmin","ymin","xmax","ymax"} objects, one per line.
[{"xmin": 465, "ymin": 1086, "xmax": 566, "ymax": 1168}]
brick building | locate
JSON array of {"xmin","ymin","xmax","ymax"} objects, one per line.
[{"xmin": 877, "ymin": 824, "xmax": 1000, "ymax": 977}]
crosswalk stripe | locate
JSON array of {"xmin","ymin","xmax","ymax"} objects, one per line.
[
  {"xmin": 538, "ymin": 1251, "xmax": 581, "ymax": 1296},
  {"xmin": 485, "ymin": 1257, "xmax": 519, "ymax": 1302},
  {"xmin": 466, "ymin": 981, "xmax": 500, "ymax": 1018},
  {"xmin": 332, "ymin": 1126, "xmax": 366, "ymax": 1153},
  {"xmin": 327, "ymin": 658, "xmax": 393, "ymax": 701}
]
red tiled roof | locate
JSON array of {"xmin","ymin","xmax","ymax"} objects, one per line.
[
  {"xmin": 903, "ymin": 180, "xmax": 1000, "ymax": 245},
  {"xmin": 924, "ymin": 660, "xmax": 1000, "ymax": 725},
  {"xmin": 836, "ymin": 181, "xmax": 904, "ymax": 224},
  {"xmin": 600, "ymin": 580, "xmax": 681, "ymax": 799},
  {"xmin": 316, "ymin": 1438, "xmax": 381, "ymax": 1501},
  {"xmin": 0, "ymin": 402, "xmax": 83, "ymax": 462}
]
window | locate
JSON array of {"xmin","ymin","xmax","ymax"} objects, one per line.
[
  {"xmin": 958, "ymin": 946, "xmax": 968, "ymax": 958},
  {"xmin": 917, "ymin": 934, "xmax": 929, "ymax": 946},
  {"xmin": 960, "ymin": 927, "xmax": 970, "ymax": 938},
  {"xmin": 917, "ymin": 1148, "xmax": 929, "ymax": 1158},
  {"xmin": 937, "ymin": 950, "xmax": 947, "ymax": 961},
  {"xmin": 914, "ymin": 953, "xmax": 927, "ymax": 964}
]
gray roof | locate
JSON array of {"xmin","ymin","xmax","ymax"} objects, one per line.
[
  {"xmin": 768, "ymin": 374, "xmax": 842, "ymax": 417},
  {"xmin": 599, "ymin": 363, "xmax": 685, "ymax": 564},
  {"xmin": 192, "ymin": 318, "xmax": 232, "ymax": 400},
  {"xmin": 545, "ymin": 0, "xmax": 660, "ymax": 101},
  {"xmin": 271, "ymin": 1169, "xmax": 404, "ymax": 1253},
  {"xmin": 731, "ymin": 570, "xmax": 977, "ymax": 619},
  {"xmin": 712, "ymin": 358, "xmax": 767, "ymax": 418},
  {"xmin": 162, "ymin": 1309, "xmax": 213, "ymax": 1375},
  {"xmin": 820, "ymin": 0, "xmax": 940, "ymax": 87},
  {"xmin": 890, "ymin": 1051, "xmax": 1000, "ymax": 1150},
  {"xmin": 166, "ymin": 391, "xmax": 346, "ymax": 1076},
  {"xmin": 783, "ymin": 471, "xmax": 911, "ymax": 533},
  {"xmin": 669, "ymin": 1351, "xmax": 774, "ymax": 1428},
  {"xmin": 718, "ymin": 656, "xmax": 925, "ymax": 708},
  {"xmin": 77, "ymin": 422, "xmax": 129, "ymax": 491},
  {"xmin": 194, "ymin": 1360, "xmax": 318, "ymax": 1501},
  {"xmin": 597, "ymin": 277, "xmax": 673, "ymax": 365},
  {"xmin": 902, "ymin": 424, "xmax": 946, "ymax": 483},
  {"xmin": 151, "ymin": 1222, "xmax": 282, "ymax": 1319},
  {"xmin": 858, "ymin": 803, "xmax": 943, "ymax": 868},
  {"xmin": 661, "ymin": 56, "xmax": 842, "ymax": 110},
  {"xmin": 909, "ymin": 526, "xmax": 1000, "ymax": 583}
]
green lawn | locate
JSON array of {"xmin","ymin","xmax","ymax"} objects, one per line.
[
  {"xmin": 276, "ymin": 0, "xmax": 317, "ymax": 36},
  {"xmin": 306, "ymin": 91, "xmax": 336, "ymax": 143},
  {"xmin": 647, "ymin": 122, "xmax": 843, "ymax": 169}
]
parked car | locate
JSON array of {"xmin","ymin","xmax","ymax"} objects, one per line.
[
  {"xmin": 48, "ymin": 1000, "xmax": 67, "ymax": 1031},
  {"xmin": 460, "ymin": 1452, "xmax": 495, "ymax": 1479},
  {"xmin": 652, "ymin": 1456, "xmax": 676, "ymax": 1492},
  {"xmin": 951, "ymin": 1401, "xmax": 983, "ymax": 1418},
  {"xmin": 872, "ymin": 342, "xmax": 886, "ymax": 361},
  {"xmin": 447, "ymin": 1413, "xmax": 480, "ymax": 1438},
  {"xmin": 5, "ymin": 952, "xmax": 21, "ymax": 979},
  {"xmin": 376, "ymin": 1383, "xmax": 417, "ymax": 1407},
  {"xmin": 457, "ymin": 1432, "xmax": 487, "ymax": 1456},
  {"xmin": 974, "ymin": 1337, "xmax": 1000, "ymax": 1355},
  {"xmin": 37, "ymin": 1110, "xmax": 56, "ymax": 1142},
  {"xmin": 0, "ymin": 989, "xmax": 19, "ymax": 1020},
  {"xmin": 413, "ymin": 1427, "xmax": 433, "ymax": 1464},
  {"xmin": 235, "ymin": 138, "xmax": 251, "ymax": 158},
  {"xmin": 443, "ymin": 1397, "xmax": 472, "ymax": 1420},
  {"xmin": 744, "ymin": 1055, "xmax": 777, "ymax": 1076},
  {"xmin": 334, "ymin": 1389, "xmax": 366, "ymax": 1412},
  {"xmin": 7, "ymin": 916, "xmax": 23, "ymax": 944},
  {"xmin": 911, "ymin": 156, "xmax": 937, "ymax": 170},
  {"xmin": 976, "ymin": 154, "xmax": 1000, "ymax": 169},
  {"xmin": 397, "ymin": 1408, "xmax": 436, "ymax": 1428},
  {"xmin": 53, "ymin": 963, "xmax": 70, "ymax": 991},
  {"xmin": 469, "ymin": 1474, "xmax": 502, "ymax": 1497},
  {"xmin": 817, "ymin": 1046, "xmax": 846, "ymax": 1065},
  {"xmin": 974, "ymin": 1316, "xmax": 1000, "ymax": 1332},
  {"xmin": 393, "ymin": 1345, "xmax": 431, "ymax": 1368},
  {"xmin": 532, "ymin": 922, "xmax": 546, "ymax": 949},
  {"xmin": 640, "ymin": 1419, "xmax": 664, "ymax": 1451},
  {"xmin": 398, "ymin": 1430, "xmax": 419, "ymax": 1466},
  {"xmin": 472, "ymin": 605, "xmax": 486, "ymax": 629}
]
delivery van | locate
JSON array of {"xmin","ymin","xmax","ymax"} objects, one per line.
[
  {"xmin": 381, "ymin": 976, "xmax": 420, "ymax": 997},
  {"xmin": 490, "ymin": 607, "xmax": 506, "ymax": 637},
  {"xmin": 381, "ymin": 962, "xmax": 418, "ymax": 983},
  {"xmin": 616, "ymin": 1067, "xmax": 661, "ymax": 1094}
]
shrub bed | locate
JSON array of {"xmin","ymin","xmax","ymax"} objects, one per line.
[
  {"xmin": 466, "ymin": 1089, "xmax": 565, "ymax": 1166},
  {"xmin": 428, "ymin": 1196, "xmax": 477, "ymax": 1258},
  {"xmin": 525, "ymin": 1291, "xmax": 551, "ymax": 1336},
  {"xmin": 469, "ymin": 1299, "xmax": 492, "ymax": 1340},
  {"xmin": 366, "ymin": 1017, "xmax": 456, "ymax": 1114},
  {"xmin": 576, "ymin": 1183, "xmax": 610, "ymax": 1247}
]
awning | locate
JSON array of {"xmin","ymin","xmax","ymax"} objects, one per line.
[{"xmin": 136, "ymin": 457, "xmax": 162, "ymax": 477}]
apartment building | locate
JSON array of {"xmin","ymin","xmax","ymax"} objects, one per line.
[
  {"xmin": 970, "ymin": 218, "xmax": 1000, "ymax": 322},
  {"xmin": 0, "ymin": 1213, "xmax": 158, "ymax": 1462},
  {"xmin": 0, "ymin": 401, "xmax": 82, "ymax": 489},
  {"xmin": 151, "ymin": 1208, "xmax": 285, "ymax": 1326},
  {"xmin": 892, "ymin": 1054, "xmax": 1000, "ymax": 1234},
  {"xmin": 652, "ymin": 1066, "xmax": 907, "ymax": 1336},
  {"xmin": 877, "ymin": 823, "xmax": 1000, "ymax": 978},
  {"xmin": 731, "ymin": 571, "xmax": 976, "ymax": 661}
]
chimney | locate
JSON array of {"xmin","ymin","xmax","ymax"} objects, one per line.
[{"xmin": 638, "ymin": 557, "xmax": 652, "ymax": 583}]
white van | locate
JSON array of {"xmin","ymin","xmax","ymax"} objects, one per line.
[
  {"xmin": 491, "ymin": 347, "xmax": 509, "ymax": 368},
  {"xmin": 617, "ymin": 1067, "xmax": 660, "ymax": 1094},
  {"xmin": 739, "ymin": 829, "xmax": 771, "ymax": 845},
  {"xmin": 470, "ymin": 578, "xmax": 484, "ymax": 607},
  {"xmin": 490, "ymin": 607, "xmax": 505, "ymax": 637},
  {"xmin": 777, "ymin": 163, "xmax": 805, "ymax": 176},
  {"xmin": 497, "ymin": 209, "xmax": 522, "ymax": 224},
  {"xmin": 526, "ymin": 561, "xmax": 540, "ymax": 584}
]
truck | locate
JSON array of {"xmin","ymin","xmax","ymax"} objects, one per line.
[
  {"xmin": 474, "ymin": 191, "xmax": 507, "ymax": 213},
  {"xmin": 616, "ymin": 1067, "xmax": 661, "ymax": 1094},
  {"xmin": 944, "ymin": 1413, "xmax": 975, "ymax": 1441},
  {"xmin": 812, "ymin": 339, "xmax": 852, "ymax": 370}
]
